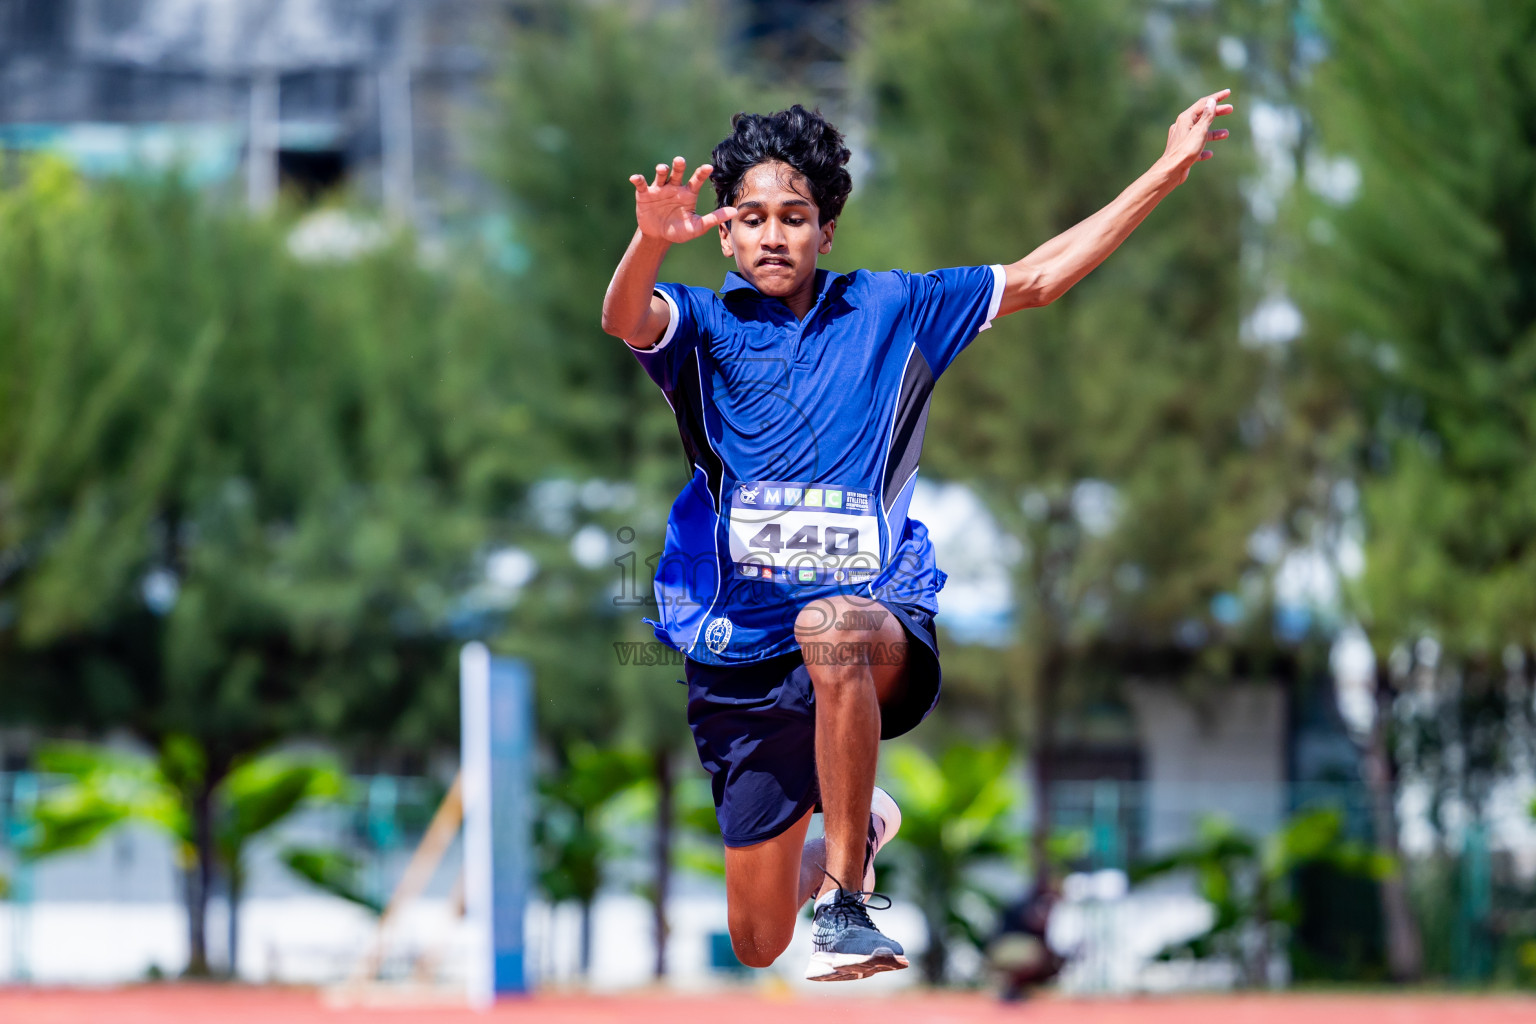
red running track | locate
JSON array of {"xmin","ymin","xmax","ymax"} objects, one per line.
[{"xmin": 1, "ymin": 986, "xmax": 1533, "ymax": 1024}]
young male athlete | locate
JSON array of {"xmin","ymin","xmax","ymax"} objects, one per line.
[{"xmin": 601, "ymin": 92, "xmax": 1232, "ymax": 980}]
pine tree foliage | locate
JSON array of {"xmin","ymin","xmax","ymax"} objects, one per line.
[
  {"xmin": 852, "ymin": 0, "xmax": 1293, "ymax": 712},
  {"xmin": 0, "ymin": 163, "xmax": 531, "ymax": 753},
  {"xmin": 1295, "ymin": 0, "xmax": 1536, "ymax": 654}
]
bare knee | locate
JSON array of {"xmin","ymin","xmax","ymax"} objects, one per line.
[
  {"xmin": 794, "ymin": 602, "xmax": 855, "ymax": 680},
  {"xmin": 730, "ymin": 922, "xmax": 792, "ymax": 969},
  {"xmin": 794, "ymin": 600, "xmax": 839, "ymax": 646}
]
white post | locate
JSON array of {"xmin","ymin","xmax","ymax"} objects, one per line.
[
  {"xmin": 379, "ymin": 9, "xmax": 415, "ymax": 222},
  {"xmin": 460, "ymin": 642, "xmax": 494, "ymax": 1010},
  {"xmin": 246, "ymin": 70, "xmax": 279, "ymax": 211}
]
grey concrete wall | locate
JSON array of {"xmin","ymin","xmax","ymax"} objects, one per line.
[{"xmin": 1126, "ymin": 681, "xmax": 1287, "ymax": 853}]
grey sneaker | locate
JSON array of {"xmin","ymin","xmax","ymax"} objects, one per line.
[{"xmin": 805, "ymin": 887, "xmax": 908, "ymax": 981}]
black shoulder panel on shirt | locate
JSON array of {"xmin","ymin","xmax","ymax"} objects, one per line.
[
  {"xmin": 882, "ymin": 344, "xmax": 936, "ymax": 514},
  {"xmin": 668, "ymin": 349, "xmax": 725, "ymax": 511}
]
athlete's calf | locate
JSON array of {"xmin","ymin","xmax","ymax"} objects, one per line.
[{"xmin": 793, "ymin": 595, "xmax": 909, "ymax": 899}]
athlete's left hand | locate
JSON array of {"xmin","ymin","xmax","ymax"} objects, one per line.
[{"xmin": 1162, "ymin": 88, "xmax": 1234, "ymax": 185}]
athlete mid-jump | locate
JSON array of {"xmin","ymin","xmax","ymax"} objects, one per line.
[{"xmin": 601, "ymin": 91, "xmax": 1232, "ymax": 981}]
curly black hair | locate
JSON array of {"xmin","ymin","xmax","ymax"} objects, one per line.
[{"xmin": 710, "ymin": 105, "xmax": 852, "ymax": 224}]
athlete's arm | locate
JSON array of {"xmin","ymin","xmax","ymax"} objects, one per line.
[
  {"xmin": 997, "ymin": 89, "xmax": 1234, "ymax": 316},
  {"xmin": 601, "ymin": 156, "xmax": 739, "ymax": 350}
]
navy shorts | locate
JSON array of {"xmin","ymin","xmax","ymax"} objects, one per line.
[{"xmin": 683, "ymin": 600, "xmax": 941, "ymax": 848}]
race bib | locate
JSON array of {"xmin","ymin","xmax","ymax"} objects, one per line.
[{"xmin": 727, "ymin": 481, "xmax": 882, "ymax": 585}]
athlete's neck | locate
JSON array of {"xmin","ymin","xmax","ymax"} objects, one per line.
[
  {"xmin": 759, "ymin": 267, "xmax": 820, "ymax": 320},
  {"xmin": 779, "ymin": 277, "xmax": 818, "ymax": 320},
  {"xmin": 732, "ymin": 265, "xmax": 822, "ymax": 320}
]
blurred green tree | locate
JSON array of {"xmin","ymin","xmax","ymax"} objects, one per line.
[
  {"xmin": 0, "ymin": 162, "xmax": 533, "ymax": 972},
  {"xmin": 485, "ymin": 0, "xmax": 782, "ymax": 978},
  {"xmin": 853, "ymin": 0, "xmax": 1294, "ymax": 884},
  {"xmin": 1287, "ymin": 0, "xmax": 1536, "ymax": 981}
]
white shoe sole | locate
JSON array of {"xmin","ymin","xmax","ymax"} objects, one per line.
[{"xmin": 805, "ymin": 949, "xmax": 910, "ymax": 982}]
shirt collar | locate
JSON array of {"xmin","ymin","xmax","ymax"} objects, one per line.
[{"xmin": 720, "ymin": 266, "xmax": 847, "ymax": 303}]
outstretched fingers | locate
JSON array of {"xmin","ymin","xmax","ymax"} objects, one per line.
[
  {"xmin": 1204, "ymin": 89, "xmax": 1235, "ymax": 121},
  {"xmin": 632, "ymin": 156, "xmax": 718, "ymax": 194},
  {"xmin": 695, "ymin": 205, "xmax": 738, "ymax": 231},
  {"xmin": 1183, "ymin": 89, "xmax": 1235, "ymax": 126},
  {"xmin": 628, "ymin": 156, "xmax": 726, "ymax": 240},
  {"xmin": 1165, "ymin": 89, "xmax": 1235, "ymax": 180}
]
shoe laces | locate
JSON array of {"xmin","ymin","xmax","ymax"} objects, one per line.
[{"xmin": 820, "ymin": 872, "xmax": 893, "ymax": 930}]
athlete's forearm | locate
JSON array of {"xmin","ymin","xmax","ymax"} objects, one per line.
[
  {"xmin": 602, "ymin": 229, "xmax": 673, "ymax": 346},
  {"xmin": 999, "ymin": 158, "xmax": 1183, "ymax": 314}
]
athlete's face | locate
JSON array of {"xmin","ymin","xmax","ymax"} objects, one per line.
[{"xmin": 718, "ymin": 160, "xmax": 835, "ymax": 303}]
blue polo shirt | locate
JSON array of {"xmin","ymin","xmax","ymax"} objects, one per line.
[{"xmin": 632, "ymin": 263, "xmax": 1006, "ymax": 666}]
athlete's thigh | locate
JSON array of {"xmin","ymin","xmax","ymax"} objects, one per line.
[
  {"xmin": 723, "ymin": 805, "xmax": 814, "ymax": 947},
  {"xmin": 794, "ymin": 593, "xmax": 912, "ymax": 707}
]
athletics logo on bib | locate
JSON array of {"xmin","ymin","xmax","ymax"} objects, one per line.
[{"xmin": 704, "ymin": 616, "xmax": 733, "ymax": 654}]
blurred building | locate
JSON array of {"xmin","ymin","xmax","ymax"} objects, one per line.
[
  {"xmin": 1045, "ymin": 669, "xmax": 1361, "ymax": 865},
  {"xmin": 739, "ymin": 0, "xmax": 854, "ymax": 108},
  {"xmin": 0, "ymin": 0, "xmax": 859, "ymax": 229},
  {"xmin": 0, "ymin": 0, "xmax": 501, "ymax": 230}
]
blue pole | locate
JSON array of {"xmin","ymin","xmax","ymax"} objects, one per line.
[{"xmin": 461, "ymin": 643, "xmax": 534, "ymax": 1005}]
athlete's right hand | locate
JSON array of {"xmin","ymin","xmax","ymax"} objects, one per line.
[{"xmin": 630, "ymin": 157, "xmax": 738, "ymax": 243}]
